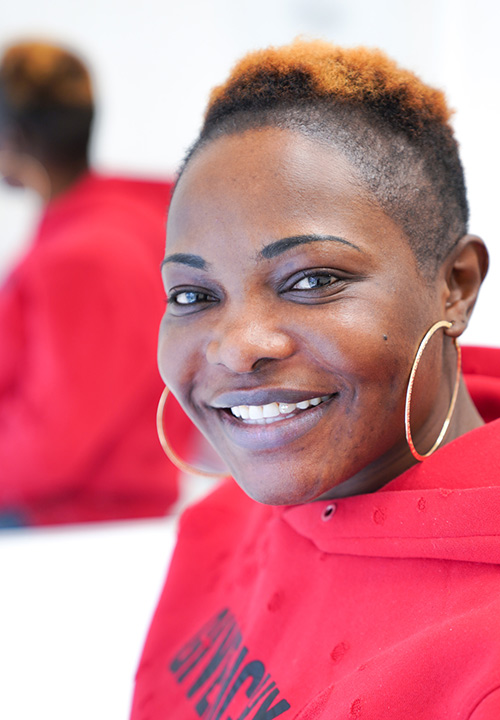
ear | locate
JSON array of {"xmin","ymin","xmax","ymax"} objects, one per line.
[{"xmin": 442, "ymin": 234, "xmax": 489, "ymax": 338}]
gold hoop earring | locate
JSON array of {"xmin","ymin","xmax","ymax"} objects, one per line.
[
  {"xmin": 157, "ymin": 387, "xmax": 229, "ymax": 479},
  {"xmin": 405, "ymin": 320, "xmax": 461, "ymax": 462}
]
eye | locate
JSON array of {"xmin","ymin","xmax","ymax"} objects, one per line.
[
  {"xmin": 174, "ymin": 291, "xmax": 208, "ymax": 305},
  {"xmin": 167, "ymin": 286, "xmax": 218, "ymax": 315},
  {"xmin": 280, "ymin": 268, "xmax": 354, "ymax": 305},
  {"xmin": 292, "ymin": 273, "xmax": 337, "ymax": 290}
]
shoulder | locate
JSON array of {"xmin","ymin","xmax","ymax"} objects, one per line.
[
  {"xmin": 36, "ymin": 173, "xmax": 172, "ymax": 253},
  {"xmin": 70, "ymin": 174, "xmax": 174, "ymax": 226},
  {"xmin": 161, "ymin": 479, "xmax": 273, "ymax": 600},
  {"xmin": 139, "ymin": 481, "xmax": 269, "ymax": 656}
]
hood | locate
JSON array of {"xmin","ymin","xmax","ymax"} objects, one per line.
[
  {"xmin": 282, "ymin": 345, "xmax": 500, "ymax": 565},
  {"xmin": 462, "ymin": 345, "xmax": 500, "ymax": 422}
]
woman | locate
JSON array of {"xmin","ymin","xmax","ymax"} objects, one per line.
[
  {"xmin": 132, "ymin": 40, "xmax": 500, "ymax": 718},
  {"xmin": 0, "ymin": 40, "xmax": 192, "ymax": 525}
]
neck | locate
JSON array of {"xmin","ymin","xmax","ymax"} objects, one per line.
[
  {"xmin": 44, "ymin": 158, "xmax": 89, "ymax": 202},
  {"xmin": 2, "ymin": 152, "xmax": 88, "ymax": 204}
]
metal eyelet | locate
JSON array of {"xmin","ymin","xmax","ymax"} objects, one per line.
[{"xmin": 322, "ymin": 503, "xmax": 337, "ymax": 521}]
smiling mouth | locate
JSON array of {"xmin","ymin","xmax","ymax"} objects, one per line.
[{"xmin": 227, "ymin": 394, "xmax": 333, "ymax": 424}]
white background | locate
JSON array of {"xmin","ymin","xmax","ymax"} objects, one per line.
[{"xmin": 0, "ymin": 2, "xmax": 499, "ymax": 719}]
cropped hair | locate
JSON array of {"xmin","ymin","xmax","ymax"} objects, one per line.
[
  {"xmin": 0, "ymin": 40, "xmax": 94, "ymax": 164},
  {"xmin": 180, "ymin": 39, "xmax": 469, "ymax": 275}
]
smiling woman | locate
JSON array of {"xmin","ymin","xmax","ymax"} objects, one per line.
[{"xmin": 131, "ymin": 40, "xmax": 500, "ymax": 720}]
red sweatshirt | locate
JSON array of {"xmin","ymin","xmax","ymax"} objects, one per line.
[
  {"xmin": 0, "ymin": 172, "xmax": 193, "ymax": 525},
  {"xmin": 131, "ymin": 346, "xmax": 500, "ymax": 720}
]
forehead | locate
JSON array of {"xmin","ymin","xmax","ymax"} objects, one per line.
[{"xmin": 167, "ymin": 127, "xmax": 412, "ymax": 262}]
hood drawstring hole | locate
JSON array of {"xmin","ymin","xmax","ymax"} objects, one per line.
[{"xmin": 322, "ymin": 504, "xmax": 336, "ymax": 521}]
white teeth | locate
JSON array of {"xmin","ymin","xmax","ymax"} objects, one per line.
[
  {"xmin": 248, "ymin": 405, "xmax": 264, "ymax": 420},
  {"xmin": 262, "ymin": 402, "xmax": 280, "ymax": 418},
  {"xmin": 229, "ymin": 394, "xmax": 330, "ymax": 420}
]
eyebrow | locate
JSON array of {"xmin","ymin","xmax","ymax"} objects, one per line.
[
  {"xmin": 260, "ymin": 234, "xmax": 362, "ymax": 259},
  {"xmin": 161, "ymin": 233, "xmax": 361, "ymax": 270},
  {"xmin": 161, "ymin": 253, "xmax": 209, "ymax": 270}
]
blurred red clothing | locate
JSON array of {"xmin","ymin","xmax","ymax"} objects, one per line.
[{"xmin": 0, "ymin": 172, "xmax": 193, "ymax": 525}]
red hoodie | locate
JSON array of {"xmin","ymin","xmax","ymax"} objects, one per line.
[
  {"xmin": 0, "ymin": 172, "xmax": 193, "ymax": 526},
  {"xmin": 131, "ymin": 346, "xmax": 500, "ymax": 720}
]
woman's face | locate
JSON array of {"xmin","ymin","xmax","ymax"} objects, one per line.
[{"xmin": 159, "ymin": 127, "xmax": 450, "ymax": 504}]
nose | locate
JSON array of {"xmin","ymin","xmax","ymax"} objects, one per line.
[{"xmin": 206, "ymin": 310, "xmax": 295, "ymax": 373}]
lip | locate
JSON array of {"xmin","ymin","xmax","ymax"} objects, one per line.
[
  {"xmin": 214, "ymin": 394, "xmax": 337, "ymax": 451},
  {"xmin": 211, "ymin": 387, "xmax": 337, "ymax": 409}
]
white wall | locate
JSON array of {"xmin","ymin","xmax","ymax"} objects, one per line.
[{"xmin": 1, "ymin": 0, "xmax": 498, "ymax": 345}]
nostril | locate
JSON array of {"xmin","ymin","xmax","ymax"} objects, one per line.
[
  {"xmin": 251, "ymin": 356, "xmax": 277, "ymax": 372},
  {"xmin": 206, "ymin": 335, "xmax": 293, "ymax": 373}
]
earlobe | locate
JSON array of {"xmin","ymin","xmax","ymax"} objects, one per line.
[{"xmin": 443, "ymin": 234, "xmax": 489, "ymax": 338}]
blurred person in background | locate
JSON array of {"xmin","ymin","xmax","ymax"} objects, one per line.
[{"xmin": 0, "ymin": 39, "xmax": 193, "ymax": 526}]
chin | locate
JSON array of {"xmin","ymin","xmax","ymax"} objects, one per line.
[{"xmin": 233, "ymin": 467, "xmax": 332, "ymax": 507}]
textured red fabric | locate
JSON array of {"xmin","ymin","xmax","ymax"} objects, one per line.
[
  {"xmin": 462, "ymin": 346, "xmax": 500, "ymax": 423},
  {"xmin": 131, "ymin": 347, "xmax": 500, "ymax": 720},
  {"xmin": 0, "ymin": 172, "xmax": 194, "ymax": 525}
]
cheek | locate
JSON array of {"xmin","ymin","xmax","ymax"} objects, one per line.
[
  {"xmin": 303, "ymin": 310, "xmax": 416, "ymax": 459},
  {"xmin": 157, "ymin": 320, "xmax": 198, "ymax": 403},
  {"xmin": 309, "ymin": 312, "xmax": 409, "ymax": 396}
]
